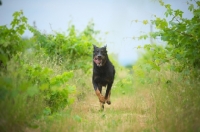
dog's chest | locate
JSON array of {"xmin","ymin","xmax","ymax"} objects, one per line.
[
  {"xmin": 96, "ymin": 69, "xmax": 109, "ymax": 77},
  {"xmin": 95, "ymin": 71, "xmax": 111, "ymax": 85}
]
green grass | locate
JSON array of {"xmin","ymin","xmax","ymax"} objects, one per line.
[
  {"xmin": 36, "ymin": 68, "xmax": 157, "ymax": 132},
  {"xmin": 43, "ymin": 91, "xmax": 155, "ymax": 132}
]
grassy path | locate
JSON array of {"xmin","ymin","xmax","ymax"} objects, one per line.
[{"xmin": 54, "ymin": 88, "xmax": 156, "ymax": 132}]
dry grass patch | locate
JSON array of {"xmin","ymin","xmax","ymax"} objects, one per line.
[{"xmin": 59, "ymin": 87, "xmax": 157, "ymax": 132}]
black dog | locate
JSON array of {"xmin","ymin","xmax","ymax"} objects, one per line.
[{"xmin": 92, "ymin": 45, "xmax": 115, "ymax": 110}]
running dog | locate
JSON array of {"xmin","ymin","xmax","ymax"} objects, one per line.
[{"xmin": 92, "ymin": 45, "xmax": 115, "ymax": 110}]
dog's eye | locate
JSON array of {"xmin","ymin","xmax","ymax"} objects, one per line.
[{"xmin": 101, "ymin": 50, "xmax": 105, "ymax": 53}]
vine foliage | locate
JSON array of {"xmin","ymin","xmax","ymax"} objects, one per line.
[
  {"xmin": 0, "ymin": 10, "xmax": 27, "ymax": 68},
  {"xmin": 135, "ymin": 0, "xmax": 200, "ymax": 74}
]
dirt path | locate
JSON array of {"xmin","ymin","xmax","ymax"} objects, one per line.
[{"xmin": 64, "ymin": 89, "xmax": 156, "ymax": 132}]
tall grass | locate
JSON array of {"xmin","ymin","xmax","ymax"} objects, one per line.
[
  {"xmin": 0, "ymin": 50, "xmax": 77, "ymax": 132},
  {"xmin": 0, "ymin": 59, "xmax": 45, "ymax": 132},
  {"xmin": 151, "ymin": 70, "xmax": 200, "ymax": 131}
]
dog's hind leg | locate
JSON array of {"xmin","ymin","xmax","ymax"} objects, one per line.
[{"xmin": 106, "ymin": 91, "xmax": 111, "ymax": 105}]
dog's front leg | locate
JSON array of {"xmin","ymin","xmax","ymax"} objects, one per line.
[
  {"xmin": 92, "ymin": 80, "xmax": 105, "ymax": 103},
  {"xmin": 105, "ymin": 83, "xmax": 112, "ymax": 105},
  {"xmin": 95, "ymin": 88, "xmax": 105, "ymax": 111},
  {"xmin": 95, "ymin": 88, "xmax": 105, "ymax": 103},
  {"xmin": 97, "ymin": 84, "xmax": 105, "ymax": 110}
]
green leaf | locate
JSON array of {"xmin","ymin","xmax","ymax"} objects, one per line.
[
  {"xmin": 158, "ymin": 0, "xmax": 164, "ymax": 6},
  {"xmin": 143, "ymin": 20, "xmax": 148, "ymax": 25},
  {"xmin": 165, "ymin": 8, "xmax": 173, "ymax": 17},
  {"xmin": 174, "ymin": 9, "xmax": 183, "ymax": 18},
  {"xmin": 188, "ymin": 4, "xmax": 194, "ymax": 11},
  {"xmin": 12, "ymin": 11, "xmax": 20, "ymax": 18},
  {"xmin": 138, "ymin": 34, "xmax": 148, "ymax": 40},
  {"xmin": 21, "ymin": 16, "xmax": 27, "ymax": 23},
  {"xmin": 18, "ymin": 29, "xmax": 24, "ymax": 35},
  {"xmin": 144, "ymin": 44, "xmax": 151, "ymax": 50},
  {"xmin": 137, "ymin": 45, "xmax": 141, "ymax": 49},
  {"xmin": 165, "ymin": 4, "xmax": 171, "ymax": 9},
  {"xmin": 197, "ymin": 1, "xmax": 200, "ymax": 6}
]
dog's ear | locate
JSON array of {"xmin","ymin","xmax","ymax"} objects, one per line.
[
  {"xmin": 103, "ymin": 45, "xmax": 107, "ymax": 48},
  {"xmin": 93, "ymin": 44, "xmax": 97, "ymax": 49}
]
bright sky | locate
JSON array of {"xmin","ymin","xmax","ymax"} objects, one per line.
[{"xmin": 0, "ymin": 0, "xmax": 193, "ymax": 66}]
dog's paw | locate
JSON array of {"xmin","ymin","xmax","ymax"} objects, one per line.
[
  {"xmin": 99, "ymin": 102, "xmax": 104, "ymax": 111},
  {"xmin": 106, "ymin": 100, "xmax": 111, "ymax": 105},
  {"xmin": 95, "ymin": 89, "xmax": 105, "ymax": 103},
  {"xmin": 99, "ymin": 95, "xmax": 105, "ymax": 104}
]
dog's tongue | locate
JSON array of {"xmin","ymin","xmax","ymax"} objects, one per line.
[
  {"xmin": 94, "ymin": 58, "xmax": 102, "ymax": 66},
  {"xmin": 94, "ymin": 59, "xmax": 100, "ymax": 63}
]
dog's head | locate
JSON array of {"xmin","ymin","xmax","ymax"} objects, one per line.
[{"xmin": 93, "ymin": 45, "xmax": 107, "ymax": 67}]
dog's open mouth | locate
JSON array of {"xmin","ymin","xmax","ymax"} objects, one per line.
[{"xmin": 94, "ymin": 57, "xmax": 103, "ymax": 67}]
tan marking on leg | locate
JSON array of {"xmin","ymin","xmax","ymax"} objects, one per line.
[
  {"xmin": 95, "ymin": 89, "xmax": 105, "ymax": 103},
  {"xmin": 106, "ymin": 92, "xmax": 111, "ymax": 105}
]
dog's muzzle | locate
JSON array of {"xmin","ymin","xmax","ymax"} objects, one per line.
[{"xmin": 94, "ymin": 56, "xmax": 103, "ymax": 67}]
